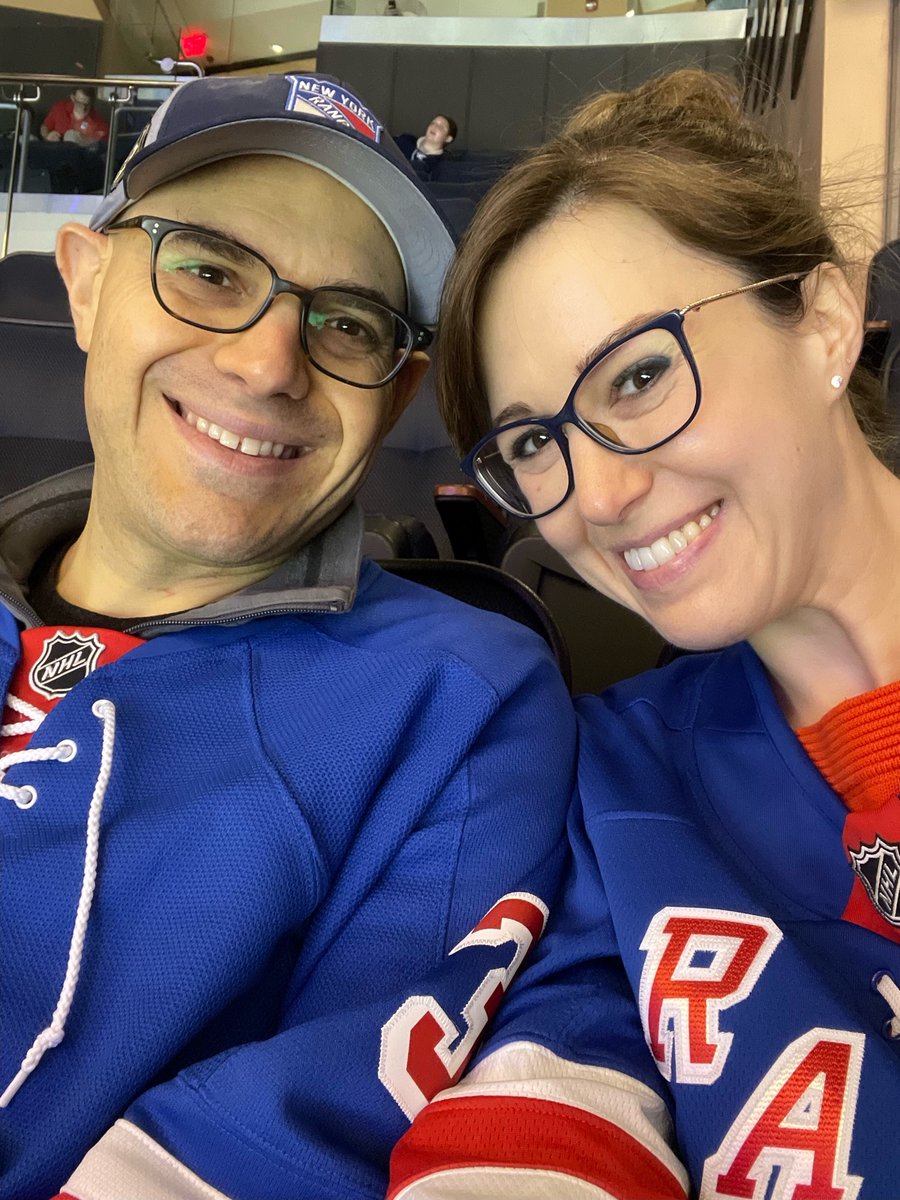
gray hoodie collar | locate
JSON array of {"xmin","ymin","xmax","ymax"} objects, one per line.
[{"xmin": 0, "ymin": 465, "xmax": 363, "ymax": 636}]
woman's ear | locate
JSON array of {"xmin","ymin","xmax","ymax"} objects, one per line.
[
  {"xmin": 802, "ymin": 262, "xmax": 864, "ymax": 399},
  {"xmin": 55, "ymin": 222, "xmax": 111, "ymax": 352}
]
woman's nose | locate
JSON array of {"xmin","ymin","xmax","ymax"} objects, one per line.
[{"xmin": 566, "ymin": 427, "xmax": 654, "ymax": 527}]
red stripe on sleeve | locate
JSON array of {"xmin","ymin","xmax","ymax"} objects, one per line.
[
  {"xmin": 389, "ymin": 1095, "xmax": 687, "ymax": 1200},
  {"xmin": 50, "ymin": 1194, "xmax": 79, "ymax": 1199}
]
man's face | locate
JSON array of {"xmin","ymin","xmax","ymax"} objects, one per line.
[
  {"xmin": 425, "ymin": 116, "xmax": 453, "ymax": 149},
  {"xmin": 72, "ymin": 90, "xmax": 91, "ymax": 112},
  {"xmin": 66, "ymin": 155, "xmax": 420, "ymax": 578}
]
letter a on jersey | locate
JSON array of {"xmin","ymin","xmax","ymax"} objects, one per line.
[
  {"xmin": 639, "ymin": 907, "xmax": 782, "ymax": 1084},
  {"xmin": 702, "ymin": 1028, "xmax": 864, "ymax": 1200}
]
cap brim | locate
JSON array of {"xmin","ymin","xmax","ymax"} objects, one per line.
[{"xmin": 92, "ymin": 117, "xmax": 455, "ymax": 326}]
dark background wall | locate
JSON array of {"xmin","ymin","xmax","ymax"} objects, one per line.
[
  {"xmin": 0, "ymin": 7, "xmax": 102, "ymax": 76},
  {"xmin": 316, "ymin": 39, "xmax": 744, "ymax": 151}
]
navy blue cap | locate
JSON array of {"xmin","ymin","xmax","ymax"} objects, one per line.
[{"xmin": 91, "ymin": 72, "xmax": 455, "ymax": 325}]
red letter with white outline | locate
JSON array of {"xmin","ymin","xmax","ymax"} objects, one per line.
[
  {"xmin": 702, "ymin": 1028, "xmax": 864, "ymax": 1200},
  {"xmin": 639, "ymin": 907, "xmax": 782, "ymax": 1084},
  {"xmin": 378, "ymin": 892, "xmax": 548, "ymax": 1120}
]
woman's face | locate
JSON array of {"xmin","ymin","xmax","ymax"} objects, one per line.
[{"xmin": 480, "ymin": 202, "xmax": 848, "ymax": 650}]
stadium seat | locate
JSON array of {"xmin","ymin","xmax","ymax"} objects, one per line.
[
  {"xmin": 501, "ymin": 524, "xmax": 665, "ymax": 694},
  {"xmin": 0, "ymin": 251, "xmax": 92, "ymax": 496},
  {"xmin": 381, "ymin": 557, "xmax": 572, "ymax": 690},
  {"xmin": 362, "ymin": 514, "xmax": 439, "ymax": 559},
  {"xmin": 864, "ymin": 239, "xmax": 900, "ymax": 471}
]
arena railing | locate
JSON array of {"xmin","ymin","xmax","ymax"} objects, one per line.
[{"xmin": 0, "ymin": 70, "xmax": 196, "ymax": 258}]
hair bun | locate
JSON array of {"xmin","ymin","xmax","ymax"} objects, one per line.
[{"xmin": 561, "ymin": 68, "xmax": 744, "ymax": 140}]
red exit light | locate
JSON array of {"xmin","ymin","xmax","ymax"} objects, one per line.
[{"xmin": 179, "ymin": 29, "xmax": 208, "ymax": 58}]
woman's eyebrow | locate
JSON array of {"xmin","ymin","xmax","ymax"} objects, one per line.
[
  {"xmin": 574, "ymin": 310, "xmax": 661, "ymax": 376},
  {"xmin": 492, "ymin": 401, "xmax": 539, "ymax": 427}
]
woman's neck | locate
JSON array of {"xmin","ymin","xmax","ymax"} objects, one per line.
[{"xmin": 751, "ymin": 454, "xmax": 900, "ymax": 728}]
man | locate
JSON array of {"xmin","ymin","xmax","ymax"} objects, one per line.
[
  {"xmin": 395, "ymin": 114, "xmax": 457, "ymax": 179},
  {"xmin": 0, "ymin": 73, "xmax": 574, "ymax": 1198},
  {"xmin": 40, "ymin": 86, "xmax": 109, "ymax": 145}
]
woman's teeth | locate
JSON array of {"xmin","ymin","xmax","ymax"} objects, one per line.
[
  {"xmin": 180, "ymin": 404, "xmax": 299, "ymax": 460},
  {"xmin": 624, "ymin": 504, "xmax": 721, "ymax": 572}
]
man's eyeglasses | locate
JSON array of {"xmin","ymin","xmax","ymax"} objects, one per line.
[
  {"xmin": 462, "ymin": 271, "xmax": 808, "ymax": 519},
  {"xmin": 105, "ymin": 216, "xmax": 433, "ymax": 390}
]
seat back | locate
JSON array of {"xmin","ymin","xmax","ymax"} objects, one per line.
[
  {"xmin": 382, "ymin": 558, "xmax": 572, "ymax": 690},
  {"xmin": 363, "ymin": 515, "xmax": 439, "ymax": 560},
  {"xmin": 501, "ymin": 526, "xmax": 664, "ymax": 694},
  {"xmin": 865, "ymin": 242, "xmax": 900, "ymax": 463},
  {"xmin": 0, "ymin": 252, "xmax": 92, "ymax": 496}
]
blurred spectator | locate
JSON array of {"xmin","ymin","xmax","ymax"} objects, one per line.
[
  {"xmin": 395, "ymin": 114, "xmax": 457, "ymax": 178},
  {"xmin": 40, "ymin": 87, "xmax": 109, "ymax": 147}
]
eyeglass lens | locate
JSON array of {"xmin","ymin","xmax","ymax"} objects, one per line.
[
  {"xmin": 153, "ymin": 226, "xmax": 410, "ymax": 387},
  {"xmin": 474, "ymin": 327, "xmax": 697, "ymax": 517}
]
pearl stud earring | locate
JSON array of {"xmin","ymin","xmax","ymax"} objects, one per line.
[{"xmin": 831, "ymin": 375, "xmax": 844, "ymax": 388}]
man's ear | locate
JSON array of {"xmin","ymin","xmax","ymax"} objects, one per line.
[
  {"xmin": 801, "ymin": 263, "xmax": 864, "ymax": 399},
  {"xmin": 445, "ymin": 135, "xmax": 454, "ymax": 145},
  {"xmin": 55, "ymin": 222, "xmax": 110, "ymax": 352},
  {"xmin": 384, "ymin": 350, "xmax": 431, "ymax": 433}
]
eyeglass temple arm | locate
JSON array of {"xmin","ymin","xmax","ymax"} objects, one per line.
[{"xmin": 678, "ymin": 270, "xmax": 809, "ymax": 317}]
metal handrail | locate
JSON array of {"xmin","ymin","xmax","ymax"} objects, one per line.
[
  {"xmin": 0, "ymin": 72, "xmax": 181, "ymax": 90},
  {"xmin": 0, "ymin": 71, "xmax": 186, "ymax": 259}
]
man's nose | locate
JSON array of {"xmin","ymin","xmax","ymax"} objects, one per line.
[
  {"xmin": 566, "ymin": 427, "xmax": 654, "ymax": 526},
  {"xmin": 211, "ymin": 295, "xmax": 311, "ymax": 401}
]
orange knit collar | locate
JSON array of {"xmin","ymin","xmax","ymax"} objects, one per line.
[{"xmin": 796, "ymin": 680, "xmax": 900, "ymax": 813}]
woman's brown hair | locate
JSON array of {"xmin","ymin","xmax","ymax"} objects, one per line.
[{"xmin": 438, "ymin": 68, "xmax": 884, "ymax": 459}]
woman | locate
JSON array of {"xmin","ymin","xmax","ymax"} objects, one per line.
[{"xmin": 388, "ymin": 71, "xmax": 900, "ymax": 1199}]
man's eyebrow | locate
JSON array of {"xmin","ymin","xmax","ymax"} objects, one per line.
[
  {"xmin": 145, "ymin": 224, "xmax": 404, "ymax": 310},
  {"xmin": 163, "ymin": 225, "xmax": 259, "ymax": 269},
  {"xmin": 326, "ymin": 279, "xmax": 403, "ymax": 312},
  {"xmin": 574, "ymin": 310, "xmax": 661, "ymax": 377}
]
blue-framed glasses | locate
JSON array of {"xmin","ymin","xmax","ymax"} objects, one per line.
[
  {"xmin": 105, "ymin": 216, "xmax": 433, "ymax": 390},
  {"xmin": 463, "ymin": 271, "xmax": 807, "ymax": 519}
]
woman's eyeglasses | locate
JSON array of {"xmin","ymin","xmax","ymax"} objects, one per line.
[{"xmin": 463, "ymin": 271, "xmax": 807, "ymax": 519}]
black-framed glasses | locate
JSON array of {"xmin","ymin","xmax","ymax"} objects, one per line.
[
  {"xmin": 462, "ymin": 271, "xmax": 808, "ymax": 519},
  {"xmin": 105, "ymin": 215, "xmax": 433, "ymax": 390}
]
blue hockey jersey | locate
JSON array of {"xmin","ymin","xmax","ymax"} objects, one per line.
[
  {"xmin": 0, "ymin": 468, "xmax": 576, "ymax": 1200},
  {"xmin": 392, "ymin": 642, "xmax": 900, "ymax": 1200}
]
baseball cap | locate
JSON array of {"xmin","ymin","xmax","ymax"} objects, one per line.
[{"xmin": 91, "ymin": 72, "xmax": 455, "ymax": 326}]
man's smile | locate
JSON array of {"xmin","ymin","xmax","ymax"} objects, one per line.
[{"xmin": 166, "ymin": 397, "xmax": 305, "ymax": 460}]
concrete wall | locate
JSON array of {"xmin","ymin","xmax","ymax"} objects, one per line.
[{"xmin": 760, "ymin": 0, "xmax": 891, "ymax": 256}]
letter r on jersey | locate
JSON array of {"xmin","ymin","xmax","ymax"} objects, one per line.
[{"xmin": 639, "ymin": 907, "xmax": 783, "ymax": 1084}]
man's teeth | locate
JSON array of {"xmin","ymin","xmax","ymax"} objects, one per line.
[
  {"xmin": 180, "ymin": 405, "xmax": 298, "ymax": 459},
  {"xmin": 624, "ymin": 504, "xmax": 721, "ymax": 572}
]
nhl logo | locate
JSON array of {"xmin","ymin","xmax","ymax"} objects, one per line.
[
  {"xmin": 848, "ymin": 835, "xmax": 900, "ymax": 927},
  {"xmin": 29, "ymin": 630, "xmax": 104, "ymax": 700}
]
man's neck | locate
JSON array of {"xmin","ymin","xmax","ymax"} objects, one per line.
[
  {"xmin": 56, "ymin": 515, "xmax": 284, "ymax": 620},
  {"xmin": 417, "ymin": 135, "xmax": 444, "ymax": 156}
]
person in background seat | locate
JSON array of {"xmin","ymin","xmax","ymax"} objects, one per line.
[
  {"xmin": 395, "ymin": 114, "xmax": 458, "ymax": 179},
  {"xmin": 0, "ymin": 71, "xmax": 575, "ymax": 1200},
  {"xmin": 391, "ymin": 68, "xmax": 900, "ymax": 1199},
  {"xmin": 40, "ymin": 86, "xmax": 108, "ymax": 147}
]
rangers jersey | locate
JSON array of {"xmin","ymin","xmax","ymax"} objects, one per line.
[
  {"xmin": 0, "ymin": 467, "xmax": 576, "ymax": 1200},
  {"xmin": 392, "ymin": 642, "xmax": 900, "ymax": 1199}
]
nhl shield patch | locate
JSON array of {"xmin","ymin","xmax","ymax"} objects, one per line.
[
  {"xmin": 848, "ymin": 835, "xmax": 900, "ymax": 927},
  {"xmin": 29, "ymin": 630, "xmax": 104, "ymax": 700}
]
